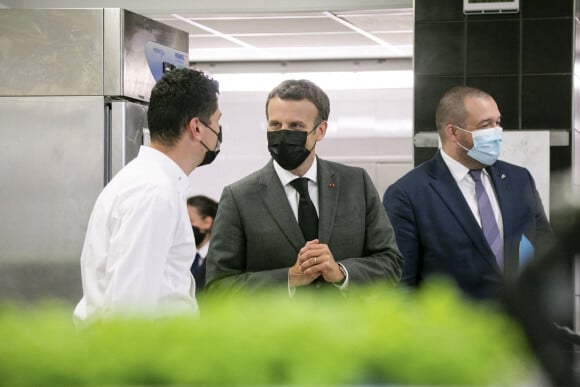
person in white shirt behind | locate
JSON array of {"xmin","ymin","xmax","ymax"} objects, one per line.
[{"xmin": 74, "ymin": 68, "xmax": 222, "ymax": 324}]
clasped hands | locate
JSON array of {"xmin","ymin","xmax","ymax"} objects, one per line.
[{"xmin": 288, "ymin": 239, "xmax": 345, "ymax": 288}]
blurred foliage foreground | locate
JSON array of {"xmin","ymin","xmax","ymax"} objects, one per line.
[{"xmin": 0, "ymin": 281, "xmax": 533, "ymax": 386}]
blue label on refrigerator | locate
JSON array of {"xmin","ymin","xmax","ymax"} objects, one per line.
[{"xmin": 145, "ymin": 41, "xmax": 188, "ymax": 81}]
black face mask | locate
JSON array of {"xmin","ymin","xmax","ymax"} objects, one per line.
[
  {"xmin": 267, "ymin": 129, "xmax": 316, "ymax": 170},
  {"xmin": 199, "ymin": 122, "xmax": 222, "ymax": 167},
  {"xmin": 199, "ymin": 147, "xmax": 219, "ymax": 166},
  {"xmin": 192, "ymin": 226, "xmax": 207, "ymax": 246}
]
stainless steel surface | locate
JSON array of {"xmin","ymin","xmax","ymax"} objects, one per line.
[
  {"xmin": 110, "ymin": 101, "xmax": 148, "ymax": 177},
  {"xmin": 103, "ymin": 8, "xmax": 123, "ymax": 98},
  {"xmin": 413, "ymin": 132, "xmax": 439, "ymax": 148},
  {"xmin": 0, "ymin": 96, "xmax": 105, "ymax": 263},
  {"xmin": 0, "ymin": 9, "xmax": 105, "ymax": 96},
  {"xmin": 551, "ymin": 130, "xmax": 571, "ymax": 146},
  {"xmin": 0, "ymin": 9, "xmax": 187, "ymax": 303},
  {"xmin": 0, "ymin": 8, "xmax": 188, "ymax": 102},
  {"xmin": 414, "ymin": 129, "xmax": 571, "ymax": 148},
  {"xmin": 6, "ymin": 0, "xmax": 411, "ymax": 13},
  {"xmin": 119, "ymin": 9, "xmax": 188, "ymax": 101},
  {"xmin": 572, "ymin": 0, "xmax": 580, "ymax": 370}
]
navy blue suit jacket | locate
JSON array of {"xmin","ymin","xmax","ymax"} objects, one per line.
[{"xmin": 383, "ymin": 151, "xmax": 552, "ymax": 299}]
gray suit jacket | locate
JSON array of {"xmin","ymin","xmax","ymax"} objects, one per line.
[{"xmin": 206, "ymin": 158, "xmax": 403, "ymax": 291}]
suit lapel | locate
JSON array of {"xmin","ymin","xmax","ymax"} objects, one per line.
[
  {"xmin": 258, "ymin": 161, "xmax": 305, "ymax": 251},
  {"xmin": 487, "ymin": 163, "xmax": 515, "ymax": 275},
  {"xmin": 487, "ymin": 164, "xmax": 511, "ymax": 232},
  {"xmin": 317, "ymin": 159, "xmax": 339, "ymax": 244},
  {"xmin": 428, "ymin": 153, "xmax": 500, "ymax": 273}
]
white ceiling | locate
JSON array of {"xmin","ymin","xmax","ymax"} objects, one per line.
[
  {"xmin": 148, "ymin": 9, "xmax": 413, "ymax": 62},
  {"xmin": 0, "ymin": 0, "xmax": 414, "ymax": 62}
]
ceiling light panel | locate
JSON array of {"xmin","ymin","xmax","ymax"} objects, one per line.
[
  {"xmin": 233, "ymin": 32, "xmax": 377, "ymax": 48},
  {"xmin": 150, "ymin": 8, "xmax": 413, "ymax": 62},
  {"xmin": 154, "ymin": 18, "xmax": 210, "ymax": 34},
  {"xmin": 178, "ymin": 13, "xmax": 352, "ymax": 35},
  {"xmin": 189, "ymin": 36, "xmax": 243, "ymax": 49}
]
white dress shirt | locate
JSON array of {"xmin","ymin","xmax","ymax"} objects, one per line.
[
  {"xmin": 196, "ymin": 241, "xmax": 209, "ymax": 262},
  {"xmin": 440, "ymin": 149, "xmax": 504, "ymax": 237},
  {"xmin": 73, "ymin": 146, "xmax": 198, "ymax": 324},
  {"xmin": 272, "ymin": 157, "xmax": 349, "ymax": 294},
  {"xmin": 273, "ymin": 158, "xmax": 319, "ymax": 220}
]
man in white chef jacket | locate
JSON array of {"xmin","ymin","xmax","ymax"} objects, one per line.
[{"xmin": 74, "ymin": 68, "xmax": 222, "ymax": 324}]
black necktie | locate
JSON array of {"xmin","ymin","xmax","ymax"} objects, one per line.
[
  {"xmin": 190, "ymin": 252, "xmax": 202, "ymax": 275},
  {"xmin": 290, "ymin": 177, "xmax": 319, "ymax": 241}
]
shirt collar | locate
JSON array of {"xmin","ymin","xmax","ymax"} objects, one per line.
[
  {"xmin": 273, "ymin": 157, "xmax": 318, "ymax": 186},
  {"xmin": 197, "ymin": 241, "xmax": 209, "ymax": 258},
  {"xmin": 139, "ymin": 145, "xmax": 190, "ymax": 192},
  {"xmin": 440, "ymin": 149, "xmax": 489, "ymax": 183}
]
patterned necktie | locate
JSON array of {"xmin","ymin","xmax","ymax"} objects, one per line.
[
  {"xmin": 290, "ymin": 177, "xmax": 319, "ymax": 241},
  {"xmin": 469, "ymin": 169, "xmax": 503, "ymax": 271}
]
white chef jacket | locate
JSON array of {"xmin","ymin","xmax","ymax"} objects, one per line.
[{"xmin": 73, "ymin": 146, "xmax": 198, "ymax": 324}]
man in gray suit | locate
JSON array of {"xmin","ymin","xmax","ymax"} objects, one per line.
[{"xmin": 206, "ymin": 79, "xmax": 403, "ymax": 294}]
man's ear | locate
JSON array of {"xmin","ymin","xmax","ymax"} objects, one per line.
[
  {"xmin": 206, "ymin": 217, "xmax": 214, "ymax": 230},
  {"xmin": 188, "ymin": 118, "xmax": 202, "ymax": 141},
  {"xmin": 315, "ymin": 121, "xmax": 328, "ymax": 141},
  {"xmin": 445, "ymin": 123, "xmax": 458, "ymax": 141}
]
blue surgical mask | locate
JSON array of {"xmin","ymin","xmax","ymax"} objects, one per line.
[{"xmin": 455, "ymin": 126, "xmax": 502, "ymax": 166}]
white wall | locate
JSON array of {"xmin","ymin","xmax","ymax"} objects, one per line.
[{"xmin": 186, "ymin": 86, "xmax": 414, "ymax": 202}]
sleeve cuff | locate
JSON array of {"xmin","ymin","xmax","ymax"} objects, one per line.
[{"xmin": 333, "ymin": 263, "xmax": 349, "ymax": 290}]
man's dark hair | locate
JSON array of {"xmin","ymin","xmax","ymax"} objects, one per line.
[
  {"xmin": 148, "ymin": 68, "xmax": 219, "ymax": 146},
  {"xmin": 266, "ymin": 79, "xmax": 330, "ymax": 125},
  {"xmin": 187, "ymin": 195, "xmax": 218, "ymax": 219}
]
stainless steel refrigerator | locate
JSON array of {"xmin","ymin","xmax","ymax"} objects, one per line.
[{"xmin": 0, "ymin": 9, "xmax": 188, "ymax": 301}]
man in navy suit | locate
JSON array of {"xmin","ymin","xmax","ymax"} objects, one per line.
[{"xmin": 383, "ymin": 86, "xmax": 552, "ymax": 300}]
